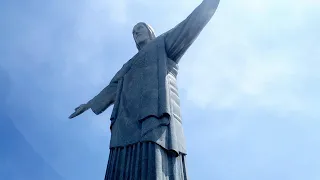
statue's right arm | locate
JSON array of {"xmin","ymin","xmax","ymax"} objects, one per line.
[
  {"xmin": 88, "ymin": 62, "xmax": 131, "ymax": 115},
  {"xmin": 88, "ymin": 81, "xmax": 117, "ymax": 115}
]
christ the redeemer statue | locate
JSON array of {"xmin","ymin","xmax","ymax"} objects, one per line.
[{"xmin": 69, "ymin": 0, "xmax": 220, "ymax": 179}]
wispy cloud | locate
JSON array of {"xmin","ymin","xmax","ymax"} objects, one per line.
[{"xmin": 176, "ymin": 0, "xmax": 320, "ymax": 116}]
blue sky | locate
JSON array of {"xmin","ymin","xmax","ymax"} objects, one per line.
[{"xmin": 1, "ymin": 0, "xmax": 320, "ymax": 179}]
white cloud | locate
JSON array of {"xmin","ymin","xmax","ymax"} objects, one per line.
[{"xmin": 176, "ymin": 0, "xmax": 320, "ymax": 116}]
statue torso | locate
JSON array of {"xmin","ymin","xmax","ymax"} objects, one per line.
[{"xmin": 109, "ymin": 36, "xmax": 185, "ymax": 153}]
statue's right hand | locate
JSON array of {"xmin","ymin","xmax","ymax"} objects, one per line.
[{"xmin": 69, "ymin": 104, "xmax": 90, "ymax": 119}]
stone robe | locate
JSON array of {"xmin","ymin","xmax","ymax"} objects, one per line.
[{"xmin": 89, "ymin": 1, "xmax": 218, "ymax": 155}]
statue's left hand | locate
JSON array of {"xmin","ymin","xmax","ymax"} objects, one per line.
[{"xmin": 69, "ymin": 103, "xmax": 90, "ymax": 119}]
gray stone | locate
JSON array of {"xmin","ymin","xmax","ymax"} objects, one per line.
[{"xmin": 69, "ymin": 0, "xmax": 220, "ymax": 179}]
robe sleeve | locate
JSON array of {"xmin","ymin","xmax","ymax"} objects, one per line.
[
  {"xmin": 164, "ymin": 0, "xmax": 220, "ymax": 63},
  {"xmin": 89, "ymin": 62, "xmax": 131, "ymax": 115}
]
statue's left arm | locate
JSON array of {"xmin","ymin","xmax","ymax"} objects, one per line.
[{"xmin": 164, "ymin": 0, "xmax": 220, "ymax": 63}]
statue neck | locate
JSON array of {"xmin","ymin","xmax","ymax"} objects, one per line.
[{"xmin": 137, "ymin": 39, "xmax": 150, "ymax": 50}]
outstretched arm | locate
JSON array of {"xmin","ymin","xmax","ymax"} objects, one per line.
[
  {"xmin": 89, "ymin": 62, "xmax": 130, "ymax": 115},
  {"xmin": 88, "ymin": 79, "xmax": 118, "ymax": 115},
  {"xmin": 164, "ymin": 0, "xmax": 220, "ymax": 63},
  {"xmin": 69, "ymin": 62, "xmax": 131, "ymax": 119}
]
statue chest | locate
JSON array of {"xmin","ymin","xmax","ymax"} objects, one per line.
[
  {"xmin": 123, "ymin": 41, "xmax": 164, "ymax": 92},
  {"xmin": 112, "ymin": 38, "xmax": 180, "ymax": 121}
]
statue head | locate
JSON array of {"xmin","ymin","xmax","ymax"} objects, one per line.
[{"xmin": 132, "ymin": 22, "xmax": 156, "ymax": 50}]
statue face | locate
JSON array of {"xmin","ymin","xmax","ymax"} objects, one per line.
[{"xmin": 132, "ymin": 23, "xmax": 150, "ymax": 45}]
